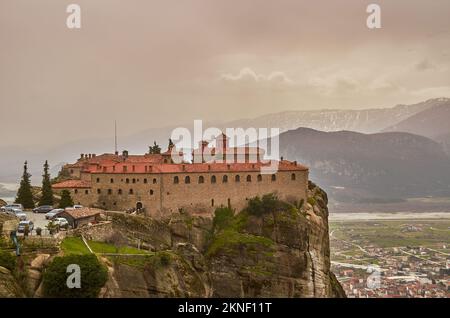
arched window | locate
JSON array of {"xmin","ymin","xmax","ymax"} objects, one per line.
[
  {"xmin": 222, "ymin": 175, "xmax": 228, "ymax": 183},
  {"xmin": 246, "ymin": 175, "xmax": 252, "ymax": 182},
  {"xmin": 291, "ymin": 173, "xmax": 296, "ymax": 181},
  {"xmin": 118, "ymin": 189, "xmax": 122, "ymax": 195},
  {"xmin": 185, "ymin": 176, "xmax": 191, "ymax": 184},
  {"xmin": 132, "ymin": 178, "xmax": 136, "ymax": 184},
  {"xmin": 198, "ymin": 176, "xmax": 204, "ymax": 184},
  {"xmin": 96, "ymin": 178, "xmax": 100, "ymax": 183},
  {"xmin": 153, "ymin": 178, "xmax": 157, "ymax": 184},
  {"xmin": 271, "ymin": 174, "xmax": 276, "ymax": 181},
  {"xmin": 150, "ymin": 190, "xmax": 154, "ymax": 195},
  {"xmin": 85, "ymin": 190, "xmax": 89, "ymax": 195},
  {"xmin": 235, "ymin": 175, "xmax": 240, "ymax": 182},
  {"xmin": 211, "ymin": 175, "xmax": 217, "ymax": 184},
  {"xmin": 174, "ymin": 176, "xmax": 179, "ymax": 184},
  {"xmin": 97, "ymin": 189, "xmax": 101, "ymax": 194},
  {"xmin": 126, "ymin": 178, "xmax": 130, "ymax": 184},
  {"xmin": 257, "ymin": 174, "xmax": 262, "ymax": 182},
  {"xmin": 108, "ymin": 189, "xmax": 112, "ymax": 195},
  {"xmin": 144, "ymin": 178, "xmax": 148, "ymax": 184},
  {"xmin": 110, "ymin": 178, "xmax": 114, "ymax": 183},
  {"xmin": 129, "ymin": 189, "xmax": 134, "ymax": 195},
  {"xmin": 74, "ymin": 189, "xmax": 78, "ymax": 194}
]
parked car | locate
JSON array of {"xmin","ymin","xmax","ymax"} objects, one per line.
[
  {"xmin": 33, "ymin": 205, "xmax": 53, "ymax": 213},
  {"xmin": 73, "ymin": 205, "xmax": 83, "ymax": 209},
  {"xmin": 1, "ymin": 203, "xmax": 24, "ymax": 212},
  {"xmin": 17, "ymin": 220, "xmax": 34, "ymax": 233},
  {"xmin": 13, "ymin": 209, "xmax": 27, "ymax": 221},
  {"xmin": 45, "ymin": 208, "xmax": 64, "ymax": 220},
  {"xmin": 53, "ymin": 217, "xmax": 69, "ymax": 229}
]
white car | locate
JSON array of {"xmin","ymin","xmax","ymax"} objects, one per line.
[
  {"xmin": 52, "ymin": 217, "xmax": 69, "ymax": 228},
  {"xmin": 73, "ymin": 205, "xmax": 83, "ymax": 209},
  {"xmin": 11, "ymin": 209, "xmax": 27, "ymax": 221},
  {"xmin": 1, "ymin": 204, "xmax": 24, "ymax": 212},
  {"xmin": 45, "ymin": 208, "xmax": 64, "ymax": 220}
]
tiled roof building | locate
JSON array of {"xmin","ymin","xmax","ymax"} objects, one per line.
[{"xmin": 53, "ymin": 134, "xmax": 308, "ymax": 218}]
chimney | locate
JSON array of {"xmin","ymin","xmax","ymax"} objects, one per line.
[
  {"xmin": 115, "ymin": 151, "xmax": 119, "ymax": 155},
  {"xmin": 294, "ymin": 161, "xmax": 297, "ymax": 165},
  {"xmin": 92, "ymin": 154, "xmax": 96, "ymax": 158},
  {"xmin": 281, "ymin": 156, "xmax": 284, "ymax": 161},
  {"xmin": 122, "ymin": 150, "xmax": 129, "ymax": 160},
  {"xmin": 80, "ymin": 154, "xmax": 84, "ymax": 159}
]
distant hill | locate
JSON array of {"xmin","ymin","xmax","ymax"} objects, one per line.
[{"xmin": 278, "ymin": 128, "xmax": 450, "ymax": 203}]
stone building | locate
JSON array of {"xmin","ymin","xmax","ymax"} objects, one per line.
[{"xmin": 52, "ymin": 134, "xmax": 308, "ymax": 218}]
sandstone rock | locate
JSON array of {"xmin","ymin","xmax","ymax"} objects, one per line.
[{"xmin": 0, "ymin": 266, "xmax": 23, "ymax": 297}]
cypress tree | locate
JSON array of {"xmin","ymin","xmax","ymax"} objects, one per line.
[
  {"xmin": 15, "ymin": 161, "xmax": 35, "ymax": 209},
  {"xmin": 149, "ymin": 141, "xmax": 161, "ymax": 154},
  {"xmin": 39, "ymin": 160, "xmax": 54, "ymax": 206},
  {"xmin": 59, "ymin": 190, "xmax": 74, "ymax": 209}
]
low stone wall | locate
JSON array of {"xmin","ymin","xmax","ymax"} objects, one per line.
[{"xmin": 71, "ymin": 222, "xmax": 114, "ymax": 241}]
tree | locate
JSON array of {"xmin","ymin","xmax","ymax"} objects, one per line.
[
  {"xmin": 15, "ymin": 161, "xmax": 35, "ymax": 209},
  {"xmin": 168, "ymin": 138, "xmax": 175, "ymax": 149},
  {"xmin": 39, "ymin": 160, "xmax": 54, "ymax": 206},
  {"xmin": 59, "ymin": 190, "xmax": 74, "ymax": 209},
  {"xmin": 148, "ymin": 141, "xmax": 161, "ymax": 154}
]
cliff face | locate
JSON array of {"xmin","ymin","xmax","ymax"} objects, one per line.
[{"xmin": 100, "ymin": 182, "xmax": 345, "ymax": 298}]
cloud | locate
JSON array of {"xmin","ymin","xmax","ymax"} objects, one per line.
[{"xmin": 220, "ymin": 68, "xmax": 294, "ymax": 84}]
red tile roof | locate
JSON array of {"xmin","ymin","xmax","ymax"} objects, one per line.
[
  {"xmin": 57, "ymin": 208, "xmax": 101, "ymax": 220},
  {"xmin": 52, "ymin": 180, "xmax": 92, "ymax": 189}
]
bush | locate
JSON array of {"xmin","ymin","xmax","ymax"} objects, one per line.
[
  {"xmin": 213, "ymin": 206, "xmax": 234, "ymax": 231},
  {"xmin": 307, "ymin": 197, "xmax": 316, "ymax": 206},
  {"xmin": 42, "ymin": 254, "xmax": 107, "ymax": 298},
  {"xmin": 246, "ymin": 193, "xmax": 289, "ymax": 216},
  {"xmin": 0, "ymin": 250, "xmax": 16, "ymax": 271}
]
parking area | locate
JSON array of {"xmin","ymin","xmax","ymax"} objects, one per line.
[{"xmin": 23, "ymin": 210, "xmax": 49, "ymax": 230}]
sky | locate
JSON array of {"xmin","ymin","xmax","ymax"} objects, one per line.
[{"xmin": 1, "ymin": 0, "xmax": 450, "ymax": 148}]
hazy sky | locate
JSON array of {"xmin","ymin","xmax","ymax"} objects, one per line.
[{"xmin": 1, "ymin": 0, "xmax": 450, "ymax": 147}]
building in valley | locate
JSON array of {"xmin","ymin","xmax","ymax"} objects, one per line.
[{"xmin": 52, "ymin": 134, "xmax": 308, "ymax": 218}]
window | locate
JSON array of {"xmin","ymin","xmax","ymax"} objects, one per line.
[
  {"xmin": 74, "ymin": 189, "xmax": 78, "ymax": 194},
  {"xmin": 129, "ymin": 189, "xmax": 134, "ymax": 195},
  {"xmin": 108, "ymin": 189, "xmax": 112, "ymax": 195},
  {"xmin": 227, "ymin": 198, "xmax": 231, "ymax": 208},
  {"xmin": 118, "ymin": 189, "xmax": 122, "ymax": 195},
  {"xmin": 222, "ymin": 175, "xmax": 228, "ymax": 183},
  {"xmin": 164, "ymin": 159, "xmax": 168, "ymax": 163},
  {"xmin": 211, "ymin": 199, "xmax": 214, "ymax": 207},
  {"xmin": 97, "ymin": 189, "xmax": 101, "ymax": 194},
  {"xmin": 144, "ymin": 178, "xmax": 148, "ymax": 184},
  {"xmin": 132, "ymin": 178, "xmax": 136, "ymax": 184},
  {"xmin": 85, "ymin": 190, "xmax": 89, "ymax": 195},
  {"xmin": 96, "ymin": 178, "xmax": 100, "ymax": 183},
  {"xmin": 246, "ymin": 175, "xmax": 252, "ymax": 182},
  {"xmin": 70, "ymin": 169, "xmax": 74, "ymax": 174},
  {"xmin": 271, "ymin": 174, "xmax": 276, "ymax": 181},
  {"xmin": 174, "ymin": 176, "xmax": 179, "ymax": 184},
  {"xmin": 235, "ymin": 175, "xmax": 240, "ymax": 182},
  {"xmin": 110, "ymin": 178, "xmax": 114, "ymax": 183},
  {"xmin": 126, "ymin": 178, "xmax": 130, "ymax": 184},
  {"xmin": 150, "ymin": 190, "xmax": 154, "ymax": 195},
  {"xmin": 291, "ymin": 173, "xmax": 296, "ymax": 181},
  {"xmin": 123, "ymin": 166, "xmax": 127, "ymax": 172},
  {"xmin": 211, "ymin": 175, "xmax": 217, "ymax": 184},
  {"xmin": 257, "ymin": 174, "xmax": 262, "ymax": 182},
  {"xmin": 153, "ymin": 178, "xmax": 157, "ymax": 184},
  {"xmin": 185, "ymin": 176, "xmax": 190, "ymax": 184},
  {"xmin": 198, "ymin": 176, "xmax": 204, "ymax": 184}
]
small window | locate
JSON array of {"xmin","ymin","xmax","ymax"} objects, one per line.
[
  {"xmin": 246, "ymin": 175, "xmax": 252, "ymax": 182},
  {"xmin": 271, "ymin": 174, "xmax": 276, "ymax": 181},
  {"xmin": 164, "ymin": 159, "xmax": 168, "ymax": 163},
  {"xmin": 74, "ymin": 189, "xmax": 78, "ymax": 194},
  {"xmin": 108, "ymin": 189, "xmax": 112, "ymax": 195},
  {"xmin": 153, "ymin": 178, "xmax": 157, "ymax": 184},
  {"xmin": 211, "ymin": 175, "xmax": 217, "ymax": 184},
  {"xmin": 198, "ymin": 176, "xmax": 205, "ymax": 184},
  {"xmin": 185, "ymin": 176, "xmax": 190, "ymax": 184},
  {"xmin": 129, "ymin": 189, "xmax": 134, "ymax": 195},
  {"xmin": 211, "ymin": 199, "xmax": 214, "ymax": 207},
  {"xmin": 85, "ymin": 190, "xmax": 89, "ymax": 195},
  {"xmin": 150, "ymin": 190, "xmax": 154, "ymax": 195},
  {"xmin": 97, "ymin": 189, "xmax": 101, "ymax": 194},
  {"xmin": 222, "ymin": 175, "xmax": 228, "ymax": 183},
  {"xmin": 291, "ymin": 173, "xmax": 296, "ymax": 181},
  {"xmin": 118, "ymin": 189, "xmax": 122, "ymax": 195},
  {"xmin": 132, "ymin": 178, "xmax": 136, "ymax": 184},
  {"xmin": 96, "ymin": 178, "xmax": 100, "ymax": 183},
  {"xmin": 174, "ymin": 176, "xmax": 179, "ymax": 184},
  {"xmin": 227, "ymin": 198, "xmax": 231, "ymax": 208},
  {"xmin": 235, "ymin": 175, "xmax": 240, "ymax": 182},
  {"xmin": 257, "ymin": 174, "xmax": 262, "ymax": 182},
  {"xmin": 126, "ymin": 178, "xmax": 130, "ymax": 184},
  {"xmin": 144, "ymin": 178, "xmax": 148, "ymax": 184},
  {"xmin": 110, "ymin": 178, "xmax": 114, "ymax": 183},
  {"xmin": 70, "ymin": 169, "xmax": 74, "ymax": 174}
]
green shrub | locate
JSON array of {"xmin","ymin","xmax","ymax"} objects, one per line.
[
  {"xmin": 0, "ymin": 250, "xmax": 16, "ymax": 271},
  {"xmin": 42, "ymin": 254, "xmax": 107, "ymax": 298},
  {"xmin": 307, "ymin": 197, "xmax": 316, "ymax": 206},
  {"xmin": 213, "ymin": 206, "xmax": 234, "ymax": 231},
  {"xmin": 246, "ymin": 193, "xmax": 290, "ymax": 216},
  {"xmin": 159, "ymin": 253, "xmax": 171, "ymax": 267}
]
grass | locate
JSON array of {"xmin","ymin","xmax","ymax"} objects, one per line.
[
  {"xmin": 61, "ymin": 237, "xmax": 149, "ymax": 255},
  {"xmin": 61, "ymin": 237, "xmax": 90, "ymax": 255}
]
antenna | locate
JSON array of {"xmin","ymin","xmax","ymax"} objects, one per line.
[{"xmin": 114, "ymin": 120, "xmax": 118, "ymax": 154}]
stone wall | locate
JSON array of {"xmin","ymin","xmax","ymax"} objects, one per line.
[{"xmin": 71, "ymin": 222, "xmax": 114, "ymax": 241}]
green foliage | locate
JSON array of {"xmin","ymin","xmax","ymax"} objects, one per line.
[
  {"xmin": 61, "ymin": 237, "xmax": 90, "ymax": 255},
  {"xmin": 15, "ymin": 161, "xmax": 35, "ymax": 209},
  {"xmin": 213, "ymin": 206, "xmax": 234, "ymax": 231},
  {"xmin": 246, "ymin": 193, "xmax": 289, "ymax": 216},
  {"xmin": 0, "ymin": 250, "xmax": 16, "ymax": 271},
  {"xmin": 39, "ymin": 160, "xmax": 54, "ymax": 206},
  {"xmin": 149, "ymin": 141, "xmax": 162, "ymax": 154},
  {"xmin": 159, "ymin": 252, "xmax": 171, "ymax": 267},
  {"xmin": 42, "ymin": 254, "xmax": 108, "ymax": 298},
  {"xmin": 59, "ymin": 190, "xmax": 74, "ymax": 208},
  {"xmin": 307, "ymin": 197, "xmax": 316, "ymax": 206}
]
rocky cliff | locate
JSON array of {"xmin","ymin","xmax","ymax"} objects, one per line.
[{"xmin": 99, "ymin": 181, "xmax": 345, "ymax": 298}]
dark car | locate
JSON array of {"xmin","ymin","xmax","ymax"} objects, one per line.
[{"xmin": 33, "ymin": 205, "xmax": 53, "ymax": 213}]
